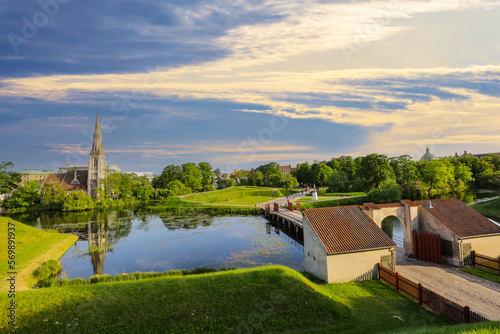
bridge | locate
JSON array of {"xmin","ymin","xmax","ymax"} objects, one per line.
[{"xmin": 265, "ymin": 203, "xmax": 304, "ymax": 241}]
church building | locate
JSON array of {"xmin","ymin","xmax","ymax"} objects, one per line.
[{"xmin": 44, "ymin": 113, "xmax": 107, "ymax": 197}]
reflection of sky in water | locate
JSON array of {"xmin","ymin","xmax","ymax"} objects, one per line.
[{"xmin": 57, "ymin": 214, "xmax": 304, "ymax": 279}]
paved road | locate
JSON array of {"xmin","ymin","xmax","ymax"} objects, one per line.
[
  {"xmin": 396, "ymin": 247, "xmax": 500, "ymax": 321},
  {"xmin": 255, "ymin": 190, "xmax": 311, "ymax": 208}
]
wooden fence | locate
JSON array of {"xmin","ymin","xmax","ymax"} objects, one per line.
[
  {"xmin": 379, "ymin": 264, "xmax": 489, "ymax": 324},
  {"xmin": 472, "ymin": 251, "xmax": 500, "ymax": 274},
  {"xmin": 412, "ymin": 231, "xmax": 442, "ymax": 264}
]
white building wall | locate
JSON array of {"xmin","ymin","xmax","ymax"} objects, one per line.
[
  {"xmin": 326, "ymin": 248, "xmax": 395, "ymax": 283},
  {"xmin": 303, "ymin": 215, "xmax": 328, "ymax": 282}
]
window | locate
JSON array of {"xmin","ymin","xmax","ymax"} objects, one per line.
[{"xmin": 94, "ymin": 158, "xmax": 98, "ymax": 167}]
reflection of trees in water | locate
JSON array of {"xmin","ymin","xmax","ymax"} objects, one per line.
[
  {"xmin": 160, "ymin": 213, "xmax": 214, "ymax": 230},
  {"xmin": 381, "ymin": 216, "xmax": 404, "ymax": 246}
]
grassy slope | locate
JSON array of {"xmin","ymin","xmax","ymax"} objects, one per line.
[
  {"xmin": 471, "ymin": 198, "xmax": 500, "ymax": 220},
  {"xmin": 0, "ymin": 266, "xmax": 452, "ymax": 334},
  {"xmin": 183, "ymin": 186, "xmax": 289, "ymax": 205},
  {"xmin": 0, "ymin": 218, "xmax": 78, "ymax": 290}
]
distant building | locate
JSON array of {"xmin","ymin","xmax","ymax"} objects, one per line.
[
  {"xmin": 44, "ymin": 112, "xmax": 107, "ymax": 197},
  {"xmin": 420, "ymin": 147, "xmax": 436, "ymax": 162},
  {"xmin": 280, "ymin": 165, "xmax": 296, "ymax": 174},
  {"xmin": 20, "ymin": 169, "xmax": 56, "ymax": 185}
]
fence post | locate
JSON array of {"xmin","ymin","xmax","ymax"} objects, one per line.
[
  {"xmin": 464, "ymin": 306, "xmax": 471, "ymax": 324},
  {"xmin": 396, "ymin": 272, "xmax": 400, "ymax": 292},
  {"xmin": 418, "ymin": 283, "xmax": 423, "ymax": 305},
  {"xmin": 471, "ymin": 250, "xmax": 475, "ymax": 267},
  {"xmin": 378, "ymin": 262, "xmax": 381, "ymax": 280}
]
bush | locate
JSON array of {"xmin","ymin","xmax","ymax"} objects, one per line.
[{"xmin": 33, "ymin": 260, "xmax": 62, "ymax": 283}]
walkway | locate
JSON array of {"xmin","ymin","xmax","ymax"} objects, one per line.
[{"xmin": 396, "ymin": 247, "xmax": 500, "ymax": 321}]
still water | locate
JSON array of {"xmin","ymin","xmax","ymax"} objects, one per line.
[{"xmin": 3, "ymin": 210, "xmax": 305, "ymax": 279}]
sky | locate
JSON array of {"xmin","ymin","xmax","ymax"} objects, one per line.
[{"xmin": 1, "ymin": 0, "xmax": 500, "ymax": 174}]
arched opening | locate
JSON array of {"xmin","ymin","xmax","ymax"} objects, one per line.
[{"xmin": 381, "ymin": 216, "xmax": 404, "ymax": 247}]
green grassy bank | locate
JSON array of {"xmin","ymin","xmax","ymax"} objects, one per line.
[
  {"xmin": 0, "ymin": 217, "xmax": 78, "ymax": 290},
  {"xmin": 183, "ymin": 186, "xmax": 290, "ymax": 205},
  {"xmin": 471, "ymin": 197, "xmax": 500, "ymax": 220},
  {"xmin": 147, "ymin": 197, "xmax": 262, "ymax": 215},
  {"xmin": 0, "ymin": 265, "xmax": 453, "ymax": 334}
]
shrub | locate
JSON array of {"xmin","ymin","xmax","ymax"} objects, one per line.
[{"xmin": 33, "ymin": 260, "xmax": 62, "ymax": 283}]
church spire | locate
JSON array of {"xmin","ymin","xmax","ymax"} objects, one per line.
[{"xmin": 90, "ymin": 111, "xmax": 105, "ymax": 156}]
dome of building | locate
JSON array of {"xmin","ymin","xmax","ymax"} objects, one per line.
[{"xmin": 420, "ymin": 147, "xmax": 436, "ymax": 162}]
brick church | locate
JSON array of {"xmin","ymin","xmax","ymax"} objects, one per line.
[{"xmin": 45, "ymin": 113, "xmax": 107, "ymax": 197}]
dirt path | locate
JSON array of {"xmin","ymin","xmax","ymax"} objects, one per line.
[
  {"xmin": 396, "ymin": 247, "xmax": 500, "ymax": 321},
  {"xmin": 8, "ymin": 236, "xmax": 78, "ymax": 291}
]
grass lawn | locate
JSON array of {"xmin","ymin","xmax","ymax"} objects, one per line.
[
  {"xmin": 183, "ymin": 186, "xmax": 290, "ymax": 205},
  {"xmin": 471, "ymin": 198, "xmax": 500, "ymax": 220},
  {"xmin": 0, "ymin": 217, "xmax": 78, "ymax": 291},
  {"xmin": 463, "ymin": 268, "xmax": 500, "ymax": 284},
  {"xmin": 0, "ymin": 265, "xmax": 454, "ymax": 334}
]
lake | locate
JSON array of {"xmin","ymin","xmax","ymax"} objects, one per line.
[{"xmin": 3, "ymin": 210, "xmax": 305, "ymax": 279}]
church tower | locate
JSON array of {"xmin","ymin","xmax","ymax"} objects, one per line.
[{"xmin": 87, "ymin": 112, "xmax": 107, "ymax": 197}]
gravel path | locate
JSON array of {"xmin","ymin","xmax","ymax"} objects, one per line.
[{"xmin": 396, "ymin": 247, "xmax": 500, "ymax": 321}]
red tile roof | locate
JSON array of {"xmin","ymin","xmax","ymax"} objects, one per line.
[
  {"xmin": 401, "ymin": 199, "xmax": 420, "ymax": 207},
  {"xmin": 304, "ymin": 206, "xmax": 396, "ymax": 254},
  {"xmin": 421, "ymin": 198, "xmax": 500, "ymax": 238},
  {"xmin": 45, "ymin": 170, "xmax": 88, "ymax": 192}
]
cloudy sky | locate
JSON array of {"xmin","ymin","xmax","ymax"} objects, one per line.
[{"xmin": 1, "ymin": 0, "xmax": 500, "ymax": 174}]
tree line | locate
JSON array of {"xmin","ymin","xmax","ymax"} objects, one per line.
[{"xmin": 292, "ymin": 153, "xmax": 500, "ymax": 202}]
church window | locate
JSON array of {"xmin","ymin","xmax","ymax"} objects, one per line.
[{"xmin": 94, "ymin": 158, "xmax": 98, "ymax": 167}]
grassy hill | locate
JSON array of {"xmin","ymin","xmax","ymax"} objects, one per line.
[
  {"xmin": 0, "ymin": 217, "xmax": 78, "ymax": 290},
  {"xmin": 0, "ymin": 265, "xmax": 455, "ymax": 334},
  {"xmin": 183, "ymin": 186, "xmax": 291, "ymax": 205}
]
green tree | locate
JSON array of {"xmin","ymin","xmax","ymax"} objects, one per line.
[
  {"xmin": 256, "ymin": 162, "xmax": 281, "ymax": 186},
  {"xmin": 131, "ymin": 175, "xmax": 153, "ymax": 202},
  {"xmin": 390, "ymin": 155, "xmax": 419, "ymax": 186},
  {"xmin": 165, "ymin": 180, "xmax": 192, "ymax": 196},
  {"xmin": 418, "ymin": 160, "xmax": 455, "ymax": 196},
  {"xmin": 63, "ymin": 191, "xmax": 96, "ymax": 211},
  {"xmin": 182, "ymin": 163, "xmax": 202, "ymax": 191},
  {"xmin": 4, "ymin": 180, "xmax": 41, "ymax": 208},
  {"xmin": 294, "ymin": 162, "xmax": 313, "ymax": 186},
  {"xmin": 247, "ymin": 170, "xmax": 264, "ymax": 186},
  {"xmin": 326, "ymin": 169, "xmax": 349, "ymax": 192},
  {"xmin": 198, "ymin": 162, "xmax": 215, "ymax": 191},
  {"xmin": 313, "ymin": 163, "xmax": 333, "ymax": 187},
  {"xmin": 153, "ymin": 164, "xmax": 183, "ymax": 189},
  {"xmin": 281, "ymin": 174, "xmax": 299, "ymax": 190},
  {"xmin": 358, "ymin": 154, "xmax": 393, "ymax": 191},
  {"xmin": 41, "ymin": 183, "xmax": 66, "ymax": 210},
  {"xmin": 366, "ymin": 181, "xmax": 403, "ymax": 203},
  {"xmin": 268, "ymin": 173, "xmax": 284, "ymax": 188},
  {"xmin": 0, "ymin": 161, "xmax": 21, "ymax": 194}
]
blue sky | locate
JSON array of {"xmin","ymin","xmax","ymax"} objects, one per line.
[{"xmin": 1, "ymin": 0, "xmax": 500, "ymax": 174}]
